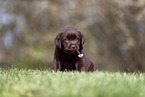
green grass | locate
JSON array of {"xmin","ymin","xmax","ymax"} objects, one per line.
[{"xmin": 0, "ymin": 69, "xmax": 145, "ymax": 97}]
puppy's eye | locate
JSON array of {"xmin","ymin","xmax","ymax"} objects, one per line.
[
  {"xmin": 76, "ymin": 38, "xmax": 79, "ymax": 40},
  {"xmin": 64, "ymin": 38, "xmax": 68, "ymax": 41}
]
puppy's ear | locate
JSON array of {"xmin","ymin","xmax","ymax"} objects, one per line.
[
  {"xmin": 54, "ymin": 33, "xmax": 62, "ymax": 49},
  {"xmin": 79, "ymin": 31, "xmax": 85, "ymax": 50}
]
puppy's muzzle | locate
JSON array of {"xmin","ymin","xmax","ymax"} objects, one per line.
[{"xmin": 68, "ymin": 43, "xmax": 78, "ymax": 51}]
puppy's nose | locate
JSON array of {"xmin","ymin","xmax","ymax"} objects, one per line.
[{"xmin": 71, "ymin": 45, "xmax": 76, "ymax": 49}]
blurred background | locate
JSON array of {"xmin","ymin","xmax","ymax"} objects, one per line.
[{"xmin": 0, "ymin": 0, "xmax": 145, "ymax": 72}]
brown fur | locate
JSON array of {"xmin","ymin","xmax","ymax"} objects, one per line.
[{"xmin": 53, "ymin": 27, "xmax": 94, "ymax": 71}]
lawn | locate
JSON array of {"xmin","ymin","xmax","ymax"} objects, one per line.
[{"xmin": 0, "ymin": 68, "xmax": 145, "ymax": 97}]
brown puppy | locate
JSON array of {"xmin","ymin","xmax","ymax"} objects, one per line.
[{"xmin": 53, "ymin": 27, "xmax": 94, "ymax": 71}]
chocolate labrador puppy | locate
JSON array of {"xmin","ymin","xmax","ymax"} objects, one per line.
[{"xmin": 53, "ymin": 27, "xmax": 94, "ymax": 71}]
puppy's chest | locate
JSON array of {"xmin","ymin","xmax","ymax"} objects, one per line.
[{"xmin": 60, "ymin": 60, "xmax": 76, "ymax": 70}]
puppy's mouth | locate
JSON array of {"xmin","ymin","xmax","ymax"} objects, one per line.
[
  {"xmin": 65, "ymin": 50, "xmax": 83, "ymax": 58},
  {"xmin": 65, "ymin": 50, "xmax": 76, "ymax": 53},
  {"xmin": 64, "ymin": 49, "xmax": 78, "ymax": 55}
]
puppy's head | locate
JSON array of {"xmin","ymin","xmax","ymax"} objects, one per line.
[{"xmin": 55, "ymin": 27, "xmax": 85, "ymax": 54}]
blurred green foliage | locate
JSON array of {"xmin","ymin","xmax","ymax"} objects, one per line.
[
  {"xmin": 0, "ymin": 0, "xmax": 145, "ymax": 72},
  {"xmin": 0, "ymin": 69, "xmax": 145, "ymax": 97}
]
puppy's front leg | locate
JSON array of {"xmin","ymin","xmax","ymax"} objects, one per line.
[
  {"xmin": 75, "ymin": 59, "xmax": 85, "ymax": 71},
  {"xmin": 53, "ymin": 58, "xmax": 61, "ymax": 71}
]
